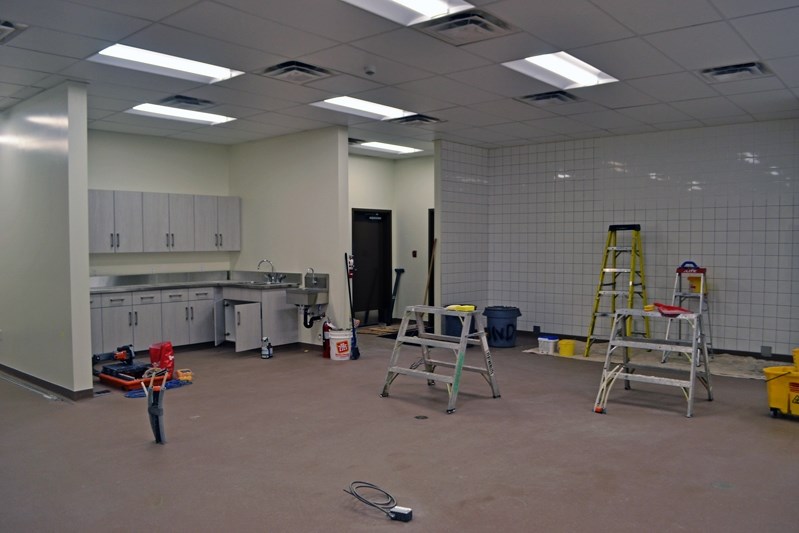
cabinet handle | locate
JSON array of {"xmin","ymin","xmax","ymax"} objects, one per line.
[
  {"xmin": 190, "ymin": 306, "xmax": 194, "ymax": 320},
  {"xmin": 171, "ymin": 233, "xmax": 175, "ymax": 247},
  {"xmin": 166, "ymin": 233, "xmax": 170, "ymax": 247},
  {"xmin": 115, "ymin": 233, "xmax": 120, "ymax": 248},
  {"xmin": 134, "ymin": 311, "xmax": 138, "ymax": 325},
  {"xmin": 219, "ymin": 234, "xmax": 223, "ymax": 247},
  {"xmin": 185, "ymin": 306, "xmax": 189, "ymax": 320},
  {"xmin": 109, "ymin": 298, "xmax": 125, "ymax": 302},
  {"xmin": 168, "ymin": 294, "xmax": 182, "ymax": 299},
  {"xmin": 140, "ymin": 295, "xmax": 155, "ymax": 301},
  {"xmin": 237, "ymin": 311, "xmax": 241, "ymax": 325},
  {"xmin": 215, "ymin": 233, "xmax": 219, "ymax": 246},
  {"xmin": 110, "ymin": 233, "xmax": 114, "ymax": 248},
  {"xmin": 195, "ymin": 292, "xmax": 208, "ymax": 296},
  {"xmin": 128, "ymin": 311, "xmax": 132, "ymax": 326}
]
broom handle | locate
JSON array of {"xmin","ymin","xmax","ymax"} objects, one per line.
[{"xmin": 423, "ymin": 238, "xmax": 437, "ymax": 306}]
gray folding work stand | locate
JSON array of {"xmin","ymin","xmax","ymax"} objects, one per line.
[{"xmin": 380, "ymin": 305, "xmax": 500, "ymax": 414}]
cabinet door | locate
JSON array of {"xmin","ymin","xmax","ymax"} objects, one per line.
[
  {"xmin": 262, "ymin": 290, "xmax": 299, "ymax": 346},
  {"xmin": 169, "ymin": 194, "xmax": 195, "ymax": 252},
  {"xmin": 101, "ymin": 306, "xmax": 134, "ymax": 353},
  {"xmin": 133, "ymin": 303, "xmax": 162, "ymax": 351},
  {"xmin": 233, "ymin": 302, "xmax": 261, "ymax": 352},
  {"xmin": 113, "ymin": 191, "xmax": 143, "ymax": 253},
  {"xmin": 91, "ymin": 307, "xmax": 103, "ymax": 355},
  {"xmin": 161, "ymin": 301, "xmax": 191, "ymax": 347},
  {"xmin": 193, "ymin": 195, "xmax": 218, "ymax": 251},
  {"xmin": 88, "ymin": 190, "xmax": 115, "ymax": 253},
  {"xmin": 189, "ymin": 299, "xmax": 215, "ymax": 343},
  {"xmin": 217, "ymin": 196, "xmax": 241, "ymax": 251},
  {"xmin": 142, "ymin": 192, "xmax": 170, "ymax": 252}
]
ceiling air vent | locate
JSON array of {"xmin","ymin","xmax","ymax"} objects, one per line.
[
  {"xmin": 413, "ymin": 9, "xmax": 516, "ymax": 46},
  {"xmin": 700, "ymin": 62, "xmax": 769, "ymax": 83},
  {"xmin": 262, "ymin": 61, "xmax": 333, "ymax": 84},
  {"xmin": 517, "ymin": 90, "xmax": 580, "ymax": 107},
  {"xmin": 0, "ymin": 20, "xmax": 28, "ymax": 44},
  {"xmin": 158, "ymin": 95, "xmax": 215, "ymax": 110},
  {"xmin": 387, "ymin": 114, "xmax": 443, "ymax": 126}
]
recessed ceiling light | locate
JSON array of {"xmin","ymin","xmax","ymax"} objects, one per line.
[
  {"xmin": 340, "ymin": 0, "xmax": 473, "ymax": 26},
  {"xmin": 126, "ymin": 104, "xmax": 236, "ymax": 125},
  {"xmin": 503, "ymin": 51, "xmax": 617, "ymax": 90},
  {"xmin": 311, "ymin": 96, "xmax": 416, "ymax": 120},
  {"xmin": 360, "ymin": 141, "xmax": 422, "ymax": 154},
  {"xmin": 88, "ymin": 44, "xmax": 244, "ymax": 84}
]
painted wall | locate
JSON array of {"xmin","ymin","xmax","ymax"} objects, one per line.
[
  {"xmin": 349, "ymin": 155, "xmax": 434, "ymax": 319},
  {"xmin": 229, "ymin": 127, "xmax": 349, "ymax": 343},
  {"xmin": 87, "ymin": 130, "xmax": 233, "ymax": 275},
  {"xmin": 0, "ymin": 82, "xmax": 92, "ymax": 393},
  {"xmin": 440, "ymin": 119, "xmax": 799, "ymax": 356}
]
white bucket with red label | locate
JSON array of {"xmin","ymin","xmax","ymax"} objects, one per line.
[{"xmin": 329, "ymin": 330, "xmax": 351, "ymax": 361}]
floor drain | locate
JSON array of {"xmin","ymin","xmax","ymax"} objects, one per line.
[{"xmin": 414, "ymin": 415, "xmax": 428, "ymax": 420}]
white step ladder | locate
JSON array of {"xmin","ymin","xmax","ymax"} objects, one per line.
[
  {"xmin": 662, "ymin": 261, "xmax": 713, "ymax": 362},
  {"xmin": 380, "ymin": 305, "xmax": 500, "ymax": 414}
]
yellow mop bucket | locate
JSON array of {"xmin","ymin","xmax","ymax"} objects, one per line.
[{"xmin": 763, "ymin": 365, "xmax": 799, "ymax": 418}]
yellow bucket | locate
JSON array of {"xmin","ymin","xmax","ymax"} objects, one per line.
[
  {"xmin": 687, "ymin": 276, "xmax": 705, "ymax": 293},
  {"xmin": 793, "ymin": 348, "xmax": 799, "ymax": 369},
  {"xmin": 558, "ymin": 339, "xmax": 575, "ymax": 357},
  {"xmin": 763, "ymin": 366, "xmax": 799, "ymax": 417}
]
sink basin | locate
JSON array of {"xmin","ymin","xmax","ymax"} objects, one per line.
[{"xmin": 286, "ymin": 287, "xmax": 328, "ymax": 306}]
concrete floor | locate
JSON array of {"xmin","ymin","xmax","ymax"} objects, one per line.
[{"xmin": 0, "ymin": 333, "xmax": 796, "ymax": 532}]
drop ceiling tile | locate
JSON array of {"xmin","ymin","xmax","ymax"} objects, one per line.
[
  {"xmin": 123, "ymin": 24, "xmax": 286, "ymax": 73},
  {"xmin": 351, "ymin": 86, "xmax": 453, "ymax": 114},
  {"xmin": 484, "ymin": 121, "xmax": 547, "ymax": 139},
  {"xmin": 450, "ymin": 126, "xmax": 521, "ymax": 144},
  {"xmin": 216, "ymin": 75, "xmax": 333, "ymax": 105},
  {"xmin": 544, "ymin": 100, "xmax": 609, "ymax": 116},
  {"xmin": 616, "ymin": 103, "xmax": 693, "ymax": 123},
  {"xmin": 459, "ymin": 32, "xmax": 556, "ymax": 63},
  {"xmin": 169, "ymin": 130, "xmax": 250, "ymax": 144},
  {"xmin": 768, "ymin": 56, "xmax": 799, "ymax": 87},
  {"xmin": 275, "ymin": 103, "xmax": 372, "ymax": 126},
  {"xmin": 305, "ymin": 74, "xmax": 382, "ymax": 95},
  {"xmin": 246, "ymin": 111, "xmax": 332, "ymax": 131},
  {"xmin": 570, "ymin": 38, "xmax": 683, "ymax": 81},
  {"xmin": 645, "ymin": 22, "xmax": 758, "ymax": 70},
  {"xmin": 446, "ymin": 65, "xmax": 555, "ymax": 98},
  {"xmin": 100, "ymin": 111, "xmax": 201, "ymax": 131},
  {"xmin": 0, "ymin": 46, "xmax": 78, "ymax": 73},
  {"xmin": 523, "ymin": 116, "xmax": 603, "ymax": 134},
  {"xmin": 299, "ymin": 45, "xmax": 431, "ymax": 85},
  {"xmin": 0, "ymin": 97, "xmax": 23, "ymax": 111},
  {"xmin": 607, "ymin": 124, "xmax": 658, "ymax": 135},
  {"xmin": 726, "ymin": 89, "xmax": 799, "ymax": 113},
  {"xmin": 397, "ymin": 76, "xmax": 499, "ymax": 106},
  {"xmin": 87, "ymin": 95, "xmax": 145, "ymax": 112},
  {"xmin": 711, "ymin": 76, "xmax": 786, "ymax": 95},
  {"xmin": 7, "ymin": 27, "xmax": 111, "ymax": 59},
  {"xmin": 215, "ymin": 0, "xmax": 399, "ymax": 42},
  {"xmin": 699, "ymin": 115, "xmax": 755, "ymax": 126},
  {"xmin": 181, "ymin": 84, "xmax": 297, "ymax": 112},
  {"xmin": 90, "ymin": 120, "xmax": 194, "ymax": 138},
  {"xmin": 162, "ymin": 1, "xmax": 337, "ymax": 57},
  {"xmin": 216, "ymin": 119, "xmax": 295, "ymax": 137},
  {"xmin": 0, "ymin": 81, "xmax": 25, "ymax": 97},
  {"xmin": 571, "ymin": 83, "xmax": 659, "ymax": 108},
  {"xmin": 731, "ymin": 8, "xmax": 799, "ymax": 59},
  {"xmin": 569, "ymin": 110, "xmax": 645, "ymax": 129},
  {"xmin": 350, "ymin": 28, "xmax": 490, "ymax": 75},
  {"xmin": 0, "ymin": 65, "xmax": 50, "ymax": 86},
  {"xmin": 88, "ymin": 108, "xmax": 116, "ymax": 120},
  {"xmin": 591, "ymin": 0, "xmax": 721, "ymax": 34},
  {"xmin": 69, "ymin": 0, "xmax": 198, "ymax": 20},
  {"xmin": 671, "ymin": 96, "xmax": 748, "ymax": 118},
  {"xmin": 708, "ymin": 0, "xmax": 799, "ymax": 18},
  {"xmin": 58, "ymin": 61, "xmax": 203, "ymax": 94},
  {"xmin": 433, "ymin": 106, "xmax": 511, "ymax": 127},
  {"xmin": 486, "ymin": 0, "xmax": 633, "ymax": 49},
  {"xmin": 201, "ymin": 104, "xmax": 263, "ymax": 119},
  {"xmin": 628, "ymin": 72, "xmax": 719, "ymax": 102},
  {"xmin": 1, "ymin": 0, "xmax": 151, "ymax": 41},
  {"xmin": 470, "ymin": 99, "xmax": 558, "ymax": 121}
]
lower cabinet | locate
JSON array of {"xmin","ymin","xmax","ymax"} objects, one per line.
[
  {"xmin": 101, "ymin": 305, "xmax": 133, "ymax": 353},
  {"xmin": 262, "ymin": 290, "xmax": 299, "ymax": 346},
  {"xmin": 221, "ymin": 300, "xmax": 262, "ymax": 352},
  {"xmin": 189, "ymin": 299, "xmax": 215, "ymax": 344},
  {"xmin": 161, "ymin": 288, "xmax": 216, "ymax": 347},
  {"xmin": 132, "ymin": 302, "xmax": 162, "ymax": 351}
]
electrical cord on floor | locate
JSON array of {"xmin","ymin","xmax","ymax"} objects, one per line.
[{"xmin": 344, "ymin": 481, "xmax": 413, "ymax": 522}]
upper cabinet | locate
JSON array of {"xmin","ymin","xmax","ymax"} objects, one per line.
[
  {"xmin": 142, "ymin": 193, "xmax": 195, "ymax": 252},
  {"xmin": 90, "ymin": 190, "xmax": 239, "ymax": 254},
  {"xmin": 194, "ymin": 195, "xmax": 241, "ymax": 252},
  {"xmin": 88, "ymin": 190, "xmax": 143, "ymax": 253}
]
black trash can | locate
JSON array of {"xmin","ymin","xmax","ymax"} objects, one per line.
[
  {"xmin": 483, "ymin": 306, "xmax": 521, "ymax": 347},
  {"xmin": 443, "ymin": 305, "xmax": 477, "ymax": 338}
]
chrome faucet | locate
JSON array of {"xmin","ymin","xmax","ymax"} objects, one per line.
[
  {"xmin": 306, "ymin": 267, "xmax": 317, "ymax": 287},
  {"xmin": 257, "ymin": 259, "xmax": 276, "ymax": 282}
]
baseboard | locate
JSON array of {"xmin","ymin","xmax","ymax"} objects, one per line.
[{"xmin": 0, "ymin": 363, "xmax": 93, "ymax": 401}]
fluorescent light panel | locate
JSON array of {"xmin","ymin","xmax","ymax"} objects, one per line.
[
  {"xmin": 503, "ymin": 51, "xmax": 617, "ymax": 89},
  {"xmin": 340, "ymin": 0, "xmax": 473, "ymax": 26},
  {"xmin": 311, "ymin": 96, "xmax": 415, "ymax": 120},
  {"xmin": 360, "ymin": 141, "xmax": 422, "ymax": 154},
  {"xmin": 126, "ymin": 104, "xmax": 236, "ymax": 125},
  {"xmin": 89, "ymin": 44, "xmax": 243, "ymax": 84}
]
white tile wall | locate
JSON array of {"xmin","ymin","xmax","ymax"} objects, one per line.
[{"xmin": 440, "ymin": 119, "xmax": 799, "ymax": 356}]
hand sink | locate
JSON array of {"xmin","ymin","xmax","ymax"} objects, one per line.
[{"xmin": 286, "ymin": 287, "xmax": 328, "ymax": 306}]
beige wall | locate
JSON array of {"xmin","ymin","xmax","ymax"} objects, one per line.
[
  {"xmin": 87, "ymin": 130, "xmax": 233, "ymax": 275},
  {"xmin": 0, "ymin": 82, "xmax": 92, "ymax": 393}
]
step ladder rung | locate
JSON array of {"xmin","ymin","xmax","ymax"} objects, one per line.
[
  {"xmin": 607, "ymin": 246, "xmax": 632, "ymax": 251},
  {"xmin": 603, "ymin": 268, "xmax": 631, "ymax": 273}
]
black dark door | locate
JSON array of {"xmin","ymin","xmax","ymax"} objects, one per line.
[{"xmin": 352, "ymin": 209, "xmax": 392, "ymax": 325}]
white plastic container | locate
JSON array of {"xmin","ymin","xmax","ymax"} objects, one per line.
[
  {"xmin": 538, "ymin": 335, "xmax": 558, "ymax": 355},
  {"xmin": 329, "ymin": 330, "xmax": 351, "ymax": 361}
]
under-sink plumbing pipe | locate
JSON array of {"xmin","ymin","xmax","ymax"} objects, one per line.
[{"xmin": 303, "ymin": 305, "xmax": 324, "ymax": 329}]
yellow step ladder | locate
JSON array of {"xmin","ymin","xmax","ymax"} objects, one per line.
[{"xmin": 585, "ymin": 224, "xmax": 650, "ymax": 356}]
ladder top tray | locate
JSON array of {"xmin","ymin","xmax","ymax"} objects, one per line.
[{"xmin": 615, "ymin": 308, "xmax": 699, "ymax": 320}]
